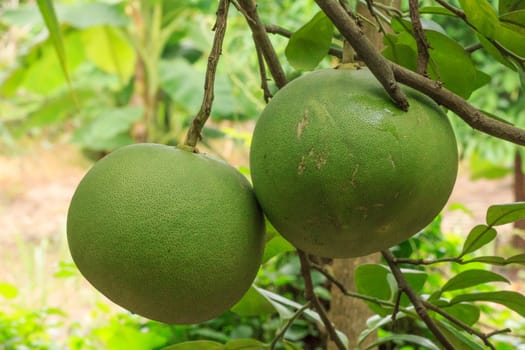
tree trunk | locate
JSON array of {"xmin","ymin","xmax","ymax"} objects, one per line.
[
  {"xmin": 327, "ymin": 254, "xmax": 380, "ymax": 349},
  {"xmin": 514, "ymin": 150, "xmax": 525, "ymax": 227},
  {"xmin": 512, "ymin": 150, "xmax": 525, "ymax": 248},
  {"xmin": 327, "ymin": 2, "xmax": 399, "ymax": 349}
]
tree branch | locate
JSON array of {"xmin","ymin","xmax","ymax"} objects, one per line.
[
  {"xmin": 382, "ymin": 250, "xmax": 455, "ymax": 350},
  {"xmin": 183, "ymin": 0, "xmax": 230, "ymax": 150},
  {"xmin": 434, "ymin": 0, "xmax": 467, "ymax": 20},
  {"xmin": 236, "ymin": 0, "xmax": 288, "ymax": 89},
  {"xmin": 316, "ymin": 0, "xmax": 525, "ymax": 146},
  {"xmin": 390, "ymin": 63, "xmax": 525, "ymax": 146},
  {"xmin": 269, "ymin": 301, "xmax": 312, "ymax": 350},
  {"xmin": 423, "ymin": 300, "xmax": 511, "ymax": 349},
  {"xmin": 408, "ymin": 0, "xmax": 430, "ymax": 76},
  {"xmin": 298, "ymin": 251, "xmax": 346, "ymax": 350},
  {"xmin": 315, "ymin": 0, "xmax": 410, "ymax": 111}
]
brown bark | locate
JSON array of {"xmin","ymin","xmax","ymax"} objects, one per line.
[
  {"xmin": 327, "ymin": 254, "xmax": 380, "ymax": 349},
  {"xmin": 512, "ymin": 151, "xmax": 525, "ymax": 248}
]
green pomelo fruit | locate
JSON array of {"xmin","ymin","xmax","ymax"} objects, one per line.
[
  {"xmin": 67, "ymin": 143, "xmax": 265, "ymax": 324},
  {"xmin": 250, "ymin": 68, "xmax": 458, "ymax": 258}
]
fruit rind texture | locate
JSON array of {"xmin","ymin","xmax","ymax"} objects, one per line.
[
  {"xmin": 67, "ymin": 143, "xmax": 265, "ymax": 324},
  {"xmin": 249, "ymin": 68, "xmax": 458, "ymax": 258}
]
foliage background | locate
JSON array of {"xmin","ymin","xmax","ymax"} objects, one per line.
[{"xmin": 1, "ymin": 0, "xmax": 524, "ymax": 349}]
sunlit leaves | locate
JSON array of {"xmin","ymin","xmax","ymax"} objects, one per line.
[
  {"xmin": 230, "ymin": 286, "xmax": 276, "ymax": 317},
  {"xmin": 363, "ymin": 334, "xmax": 440, "ymax": 350},
  {"xmin": 0, "ymin": 282, "xmax": 18, "ymax": 299},
  {"xmin": 285, "ymin": 11, "xmax": 334, "ymax": 71},
  {"xmin": 82, "ymin": 26, "xmax": 136, "ymax": 83},
  {"xmin": 486, "ymin": 202, "xmax": 525, "ymax": 226},
  {"xmin": 460, "ymin": 224, "xmax": 497, "ymax": 256},
  {"xmin": 458, "ymin": 0, "xmax": 499, "ymax": 37},
  {"xmin": 435, "ymin": 320, "xmax": 485, "ymax": 350},
  {"xmin": 354, "ymin": 264, "xmax": 427, "ymax": 316},
  {"xmin": 450, "ymin": 291, "xmax": 525, "ymax": 317},
  {"xmin": 441, "ymin": 269, "xmax": 509, "ymax": 293},
  {"xmin": 382, "ymin": 18, "xmax": 489, "ymax": 98},
  {"xmin": 72, "ymin": 106, "xmax": 143, "ymax": 151},
  {"xmin": 36, "ymin": 0, "xmax": 71, "ymax": 89}
]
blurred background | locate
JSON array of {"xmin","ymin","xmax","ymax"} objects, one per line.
[{"xmin": 0, "ymin": 0, "xmax": 523, "ymax": 349}]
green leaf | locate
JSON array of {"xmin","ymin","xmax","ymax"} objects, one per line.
[
  {"xmin": 506, "ymin": 253, "xmax": 525, "ymax": 264},
  {"xmin": 435, "ymin": 320, "xmax": 485, "ymax": 350},
  {"xmin": 36, "ymin": 0, "xmax": 72, "ymax": 89},
  {"xmin": 81, "ymin": 25, "xmax": 136, "ymax": 82},
  {"xmin": 499, "ymin": 0, "xmax": 525, "ymax": 15},
  {"xmin": 460, "ymin": 224, "xmax": 497, "ymax": 256},
  {"xmin": 283, "ymin": 341, "xmax": 303, "ymax": 350},
  {"xmin": 72, "ymin": 106, "xmax": 143, "ymax": 151},
  {"xmin": 162, "ymin": 341, "xmax": 223, "ymax": 350},
  {"xmin": 500, "ymin": 10, "xmax": 525, "ymax": 35},
  {"xmin": 355, "ymin": 264, "xmax": 393, "ymax": 316},
  {"xmin": 0, "ymin": 282, "xmax": 18, "ymax": 299},
  {"xmin": 469, "ymin": 152, "xmax": 512, "ymax": 180},
  {"xmin": 285, "ymin": 11, "xmax": 334, "ymax": 71},
  {"xmin": 458, "ymin": 0, "xmax": 500, "ymax": 37},
  {"xmin": 358, "ymin": 314, "xmax": 405, "ymax": 345},
  {"xmin": 465, "ymin": 256, "xmax": 506, "ymax": 265},
  {"xmin": 441, "ymin": 269, "xmax": 509, "ymax": 292},
  {"xmin": 253, "ymin": 286, "xmax": 295, "ymax": 320},
  {"xmin": 230, "ymin": 285, "xmax": 276, "ymax": 317},
  {"xmin": 440, "ymin": 303, "xmax": 480, "ymax": 326},
  {"xmin": 477, "ymin": 34, "xmax": 517, "ymax": 70},
  {"xmin": 224, "ymin": 339, "xmax": 266, "ymax": 350},
  {"xmin": 384, "ymin": 18, "xmax": 488, "ymax": 98},
  {"xmin": 256, "ymin": 287, "xmax": 348, "ymax": 348},
  {"xmin": 60, "ymin": 2, "xmax": 129, "ymax": 28},
  {"xmin": 486, "ymin": 202, "xmax": 525, "ymax": 226},
  {"xmin": 450, "ymin": 291, "xmax": 525, "ymax": 317},
  {"xmin": 418, "ymin": 6, "xmax": 456, "ymax": 17},
  {"xmin": 363, "ymin": 334, "xmax": 440, "ymax": 350},
  {"xmin": 425, "ymin": 30, "xmax": 489, "ymax": 98},
  {"xmin": 262, "ymin": 234, "xmax": 295, "ymax": 263}
]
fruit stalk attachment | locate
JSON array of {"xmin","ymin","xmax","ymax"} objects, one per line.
[
  {"xmin": 314, "ymin": 0, "xmax": 409, "ymax": 111},
  {"xmin": 183, "ymin": 0, "xmax": 230, "ymax": 151},
  {"xmin": 236, "ymin": 0, "xmax": 288, "ymax": 89}
]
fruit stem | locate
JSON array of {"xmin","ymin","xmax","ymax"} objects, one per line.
[{"xmin": 183, "ymin": 0, "xmax": 230, "ymax": 152}]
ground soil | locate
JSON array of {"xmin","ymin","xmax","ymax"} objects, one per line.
[{"xmin": 0, "ymin": 140, "xmax": 522, "ymax": 324}]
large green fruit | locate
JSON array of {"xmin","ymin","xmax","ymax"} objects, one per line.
[
  {"xmin": 67, "ymin": 143, "xmax": 265, "ymax": 324},
  {"xmin": 250, "ymin": 68, "xmax": 458, "ymax": 258}
]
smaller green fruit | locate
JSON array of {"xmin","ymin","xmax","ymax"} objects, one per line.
[{"xmin": 67, "ymin": 143, "xmax": 265, "ymax": 324}]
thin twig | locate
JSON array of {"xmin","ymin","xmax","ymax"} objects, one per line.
[
  {"xmin": 393, "ymin": 257, "xmax": 461, "ymax": 265},
  {"xmin": 298, "ymin": 251, "xmax": 346, "ymax": 350},
  {"xmin": 315, "ymin": 0, "xmax": 410, "ymax": 111},
  {"xmin": 423, "ymin": 301, "xmax": 512, "ymax": 349},
  {"xmin": 465, "ymin": 42, "xmax": 483, "ymax": 54},
  {"xmin": 236, "ymin": 0, "xmax": 287, "ymax": 89},
  {"xmin": 311, "ymin": 263, "xmax": 400, "ymax": 309},
  {"xmin": 434, "ymin": 0, "xmax": 467, "ymax": 20},
  {"xmin": 269, "ymin": 301, "xmax": 312, "ymax": 350},
  {"xmin": 408, "ymin": 0, "xmax": 430, "ymax": 76},
  {"xmin": 382, "ymin": 250, "xmax": 455, "ymax": 350},
  {"xmin": 254, "ymin": 43, "xmax": 272, "ymax": 102},
  {"xmin": 183, "ymin": 0, "xmax": 230, "ymax": 150},
  {"xmin": 391, "ymin": 288, "xmax": 403, "ymax": 329}
]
